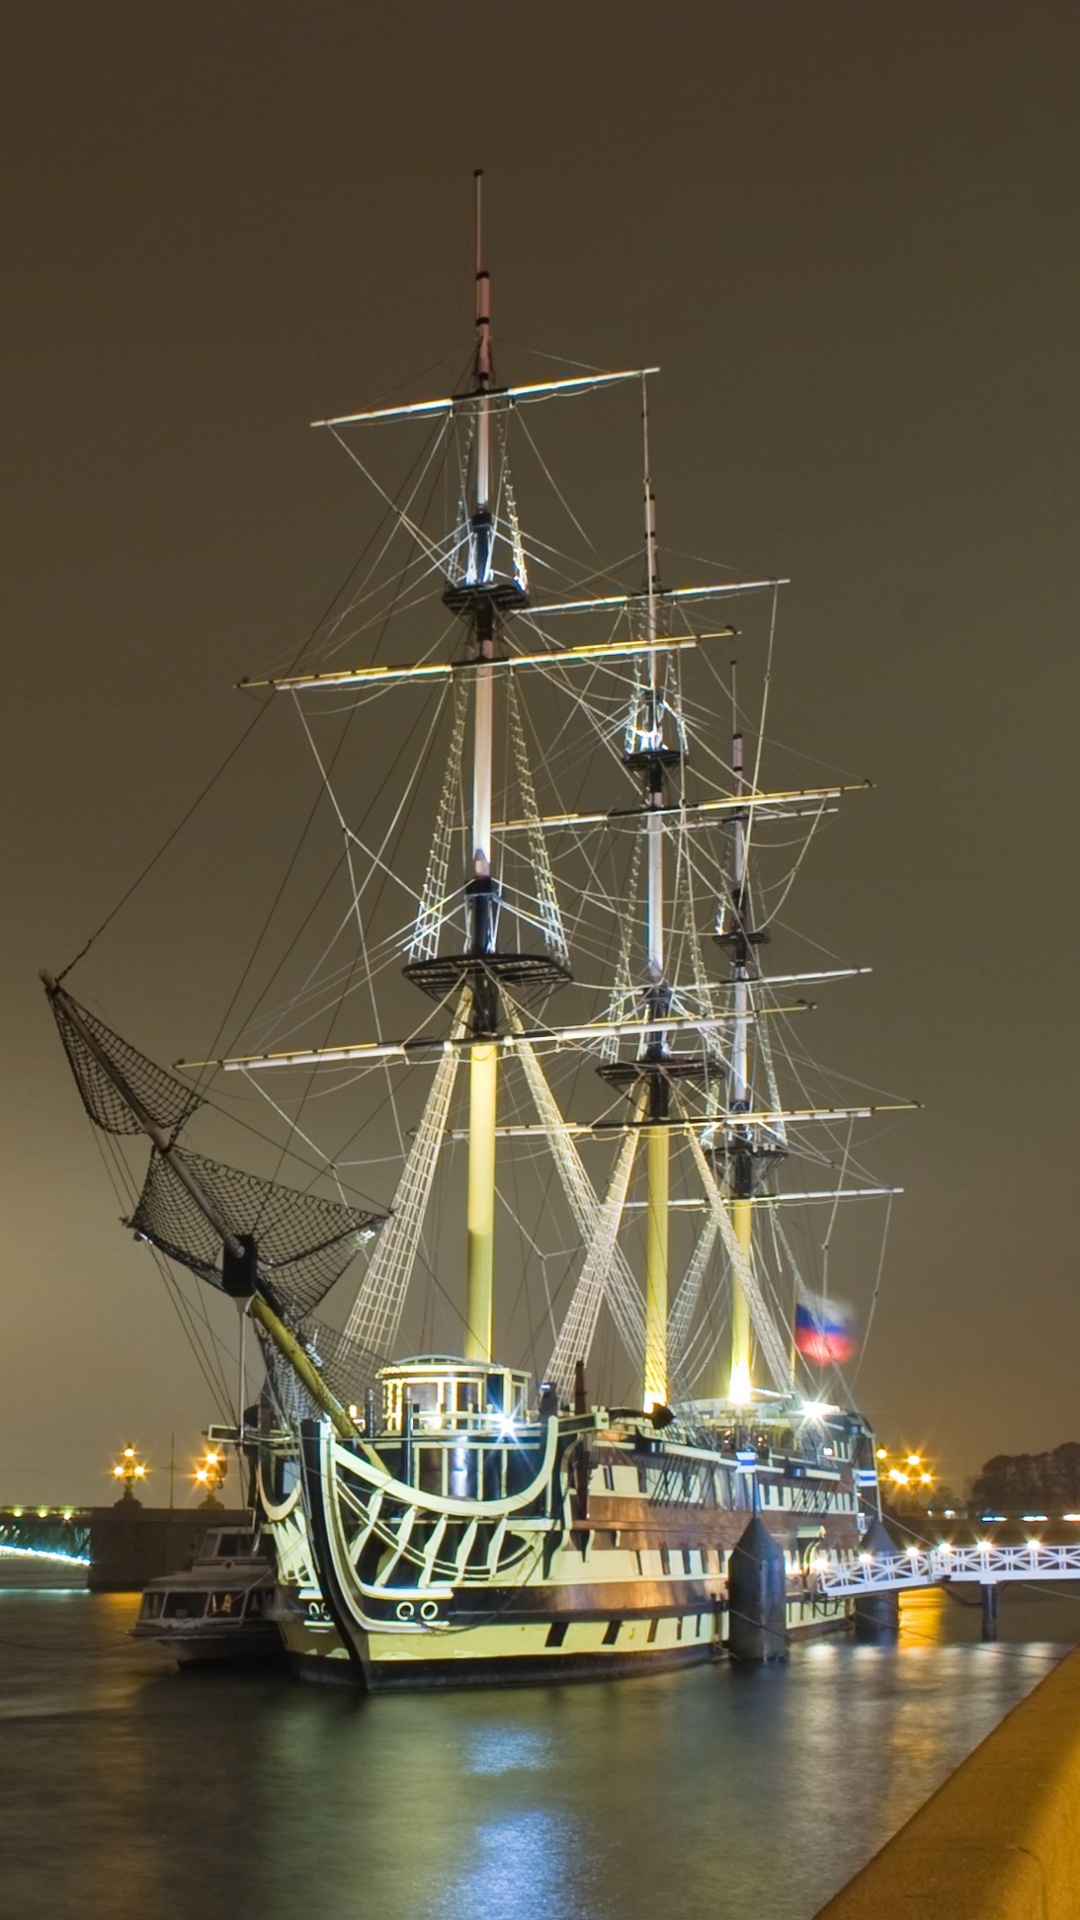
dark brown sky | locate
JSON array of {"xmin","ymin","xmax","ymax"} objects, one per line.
[{"xmin": 4, "ymin": 1, "xmax": 1079, "ymax": 1503}]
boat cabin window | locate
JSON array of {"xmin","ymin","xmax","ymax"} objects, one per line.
[
  {"xmin": 161, "ymin": 1592, "xmax": 207, "ymax": 1620},
  {"xmin": 244, "ymin": 1589, "xmax": 268, "ymax": 1618},
  {"xmin": 212, "ymin": 1534, "xmax": 251, "ymax": 1558},
  {"xmin": 140, "ymin": 1592, "xmax": 164, "ymax": 1620},
  {"xmin": 206, "ymin": 1590, "xmax": 243, "ymax": 1618},
  {"xmin": 381, "ymin": 1360, "xmax": 532, "ymax": 1433}
]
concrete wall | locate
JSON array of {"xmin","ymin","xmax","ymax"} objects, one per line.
[
  {"xmin": 813, "ymin": 1643, "xmax": 1080, "ymax": 1919},
  {"xmin": 87, "ymin": 1499, "xmax": 254, "ymax": 1591}
]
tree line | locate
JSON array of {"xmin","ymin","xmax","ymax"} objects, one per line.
[{"xmin": 970, "ymin": 1442, "xmax": 1080, "ymax": 1514}]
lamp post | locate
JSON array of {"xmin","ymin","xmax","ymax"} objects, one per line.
[
  {"xmin": 193, "ymin": 1447, "xmax": 227, "ymax": 1509},
  {"xmin": 876, "ymin": 1446, "xmax": 935, "ymax": 1513},
  {"xmin": 111, "ymin": 1442, "xmax": 149, "ymax": 1504}
]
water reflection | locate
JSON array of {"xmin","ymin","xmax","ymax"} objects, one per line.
[{"xmin": 0, "ymin": 1586, "xmax": 1075, "ymax": 1920}]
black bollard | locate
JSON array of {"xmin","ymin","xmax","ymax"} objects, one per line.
[
  {"xmin": 727, "ymin": 1514, "xmax": 788, "ymax": 1662},
  {"xmin": 853, "ymin": 1517, "xmax": 901, "ymax": 1641},
  {"xmin": 981, "ymin": 1583, "xmax": 998, "ymax": 1642}
]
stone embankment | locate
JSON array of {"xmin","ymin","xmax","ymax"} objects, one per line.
[{"xmin": 813, "ymin": 1643, "xmax": 1080, "ymax": 1919}]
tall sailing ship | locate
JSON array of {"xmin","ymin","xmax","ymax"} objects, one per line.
[{"xmin": 44, "ymin": 178, "xmax": 909, "ymax": 1689}]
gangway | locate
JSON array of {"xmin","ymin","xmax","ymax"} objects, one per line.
[{"xmin": 812, "ymin": 1541, "xmax": 1080, "ymax": 1598}]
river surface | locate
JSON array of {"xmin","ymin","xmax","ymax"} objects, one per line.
[{"xmin": 1, "ymin": 1585, "xmax": 1077, "ymax": 1920}]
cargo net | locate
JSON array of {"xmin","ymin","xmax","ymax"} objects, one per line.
[
  {"xmin": 259, "ymin": 1321, "xmax": 382, "ymax": 1430},
  {"xmin": 128, "ymin": 1146, "xmax": 382, "ymax": 1320},
  {"xmin": 51, "ymin": 993, "xmax": 201, "ymax": 1138}
]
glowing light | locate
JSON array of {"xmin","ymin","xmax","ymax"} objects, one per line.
[
  {"xmin": 62, "ymin": 1509, "xmax": 73, "ymax": 1520},
  {"xmin": 194, "ymin": 1447, "xmax": 227, "ymax": 1494},
  {"xmin": 729, "ymin": 1360, "xmax": 752, "ymax": 1406},
  {"xmin": 1064, "ymin": 1514, "xmax": 1080, "ymax": 1523},
  {"xmin": 801, "ymin": 1401, "xmax": 839, "ymax": 1421},
  {"xmin": 11, "ymin": 1507, "xmax": 22, "ymax": 1518},
  {"xmin": 112, "ymin": 1442, "xmax": 149, "ymax": 1489},
  {"xmin": 497, "ymin": 1416, "xmax": 517, "ymax": 1441},
  {"xmin": 920, "ymin": 1473, "xmax": 932, "ymax": 1485},
  {"xmin": 1028, "ymin": 1540, "xmax": 1042, "ymax": 1550},
  {"xmin": 1022, "ymin": 1514, "xmax": 1048, "ymax": 1523},
  {"xmin": 875, "ymin": 1447, "xmax": 887, "ymax": 1460},
  {"xmin": 36, "ymin": 1507, "xmax": 48, "ymax": 1518},
  {"xmin": 0, "ymin": 1543, "xmax": 90, "ymax": 1568},
  {"xmin": 977, "ymin": 1540, "xmax": 992, "ymax": 1552},
  {"xmin": 906, "ymin": 1454, "xmax": 921, "ymax": 1468},
  {"xmin": 887, "ymin": 1468, "xmax": 909, "ymax": 1485}
]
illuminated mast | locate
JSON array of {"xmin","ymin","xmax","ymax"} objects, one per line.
[
  {"xmin": 715, "ymin": 685, "xmax": 767, "ymax": 1403},
  {"xmin": 464, "ymin": 168, "xmax": 498, "ymax": 1361},
  {"xmin": 633, "ymin": 389, "xmax": 675, "ymax": 1409},
  {"xmin": 403, "ymin": 172, "xmax": 569, "ymax": 1362}
]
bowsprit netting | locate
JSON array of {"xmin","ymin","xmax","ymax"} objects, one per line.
[
  {"xmin": 51, "ymin": 994, "xmax": 202, "ymax": 1137},
  {"xmin": 260, "ymin": 1319, "xmax": 383, "ymax": 1428},
  {"xmin": 128, "ymin": 1147, "xmax": 383, "ymax": 1319},
  {"xmin": 296, "ymin": 1317, "xmax": 384, "ymax": 1409}
]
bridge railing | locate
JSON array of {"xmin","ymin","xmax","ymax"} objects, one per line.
[{"xmin": 812, "ymin": 1542, "xmax": 1080, "ymax": 1597}]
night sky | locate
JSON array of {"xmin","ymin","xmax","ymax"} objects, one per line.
[{"xmin": 4, "ymin": 2, "xmax": 1078, "ymax": 1505}]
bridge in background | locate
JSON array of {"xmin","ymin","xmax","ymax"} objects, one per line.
[{"xmin": 0, "ymin": 1506, "xmax": 90, "ymax": 1564}]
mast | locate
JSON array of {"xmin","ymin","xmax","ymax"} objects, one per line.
[
  {"xmin": 641, "ymin": 384, "xmax": 670, "ymax": 1410},
  {"xmin": 465, "ymin": 168, "xmax": 497, "ymax": 1362},
  {"xmin": 399, "ymin": 172, "xmax": 568, "ymax": 1366},
  {"xmin": 727, "ymin": 709, "xmax": 753, "ymax": 1403}
]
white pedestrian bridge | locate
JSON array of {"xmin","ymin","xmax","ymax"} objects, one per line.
[{"xmin": 813, "ymin": 1541, "xmax": 1080, "ymax": 1597}]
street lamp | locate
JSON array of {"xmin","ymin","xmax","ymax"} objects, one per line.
[
  {"xmin": 111, "ymin": 1442, "xmax": 149, "ymax": 1496},
  {"xmin": 193, "ymin": 1447, "xmax": 227, "ymax": 1505}
]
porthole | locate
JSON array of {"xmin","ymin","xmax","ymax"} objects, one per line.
[
  {"xmin": 420, "ymin": 1600, "xmax": 439, "ymax": 1621},
  {"xmin": 396, "ymin": 1600, "xmax": 415, "ymax": 1621}
]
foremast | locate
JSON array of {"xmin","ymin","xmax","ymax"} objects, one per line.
[
  {"xmin": 403, "ymin": 171, "xmax": 569, "ymax": 1362},
  {"xmin": 465, "ymin": 169, "xmax": 498, "ymax": 1363}
]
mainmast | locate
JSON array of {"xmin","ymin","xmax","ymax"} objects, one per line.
[
  {"xmin": 714, "ymin": 679, "xmax": 770, "ymax": 1402},
  {"xmin": 599, "ymin": 382, "xmax": 680, "ymax": 1411},
  {"xmin": 641, "ymin": 396, "xmax": 670, "ymax": 1411}
]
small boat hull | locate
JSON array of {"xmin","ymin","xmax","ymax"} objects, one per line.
[{"xmin": 133, "ymin": 1523, "xmax": 285, "ymax": 1670}]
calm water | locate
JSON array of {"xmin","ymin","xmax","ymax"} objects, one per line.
[{"xmin": 1, "ymin": 1587, "xmax": 1077, "ymax": 1920}]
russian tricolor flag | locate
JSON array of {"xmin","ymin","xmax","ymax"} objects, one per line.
[{"xmin": 795, "ymin": 1293, "xmax": 857, "ymax": 1365}]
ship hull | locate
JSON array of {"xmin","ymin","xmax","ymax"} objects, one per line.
[{"xmin": 261, "ymin": 1407, "xmax": 862, "ymax": 1691}]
